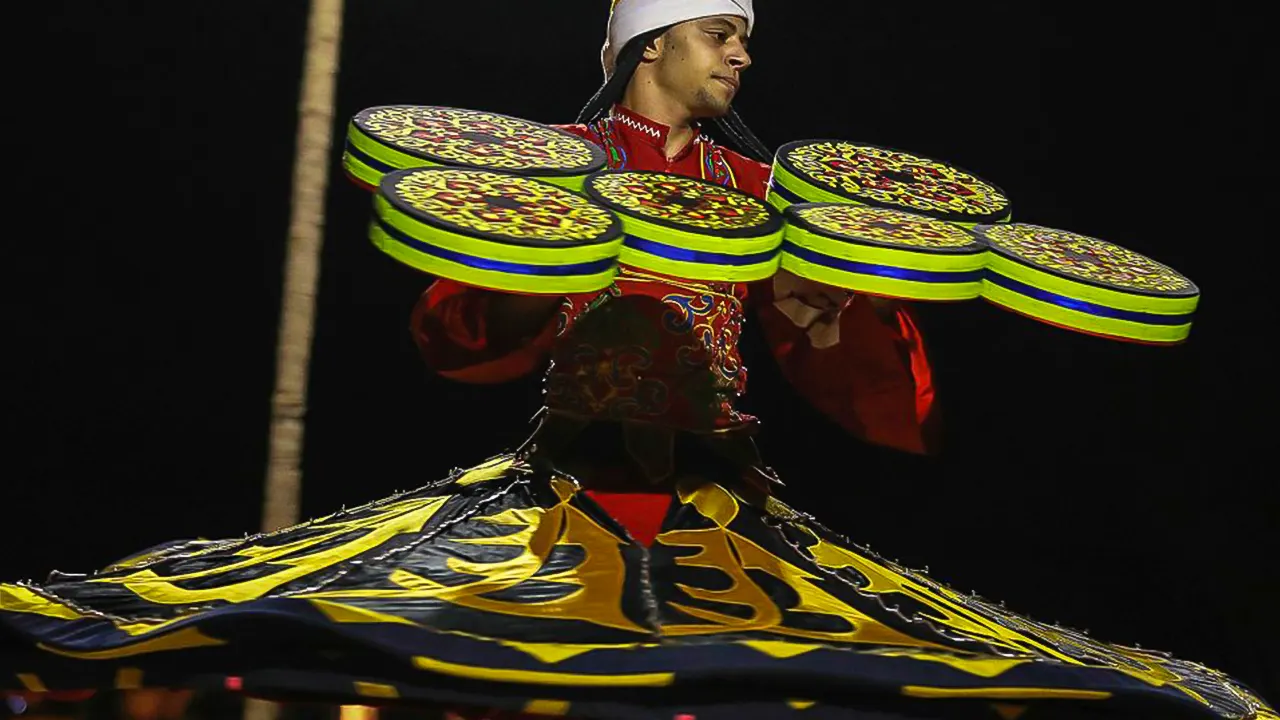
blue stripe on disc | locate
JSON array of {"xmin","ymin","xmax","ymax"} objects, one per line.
[
  {"xmin": 783, "ymin": 242, "xmax": 983, "ymax": 284},
  {"xmin": 346, "ymin": 141, "xmax": 398, "ymax": 173},
  {"xmin": 767, "ymin": 178, "xmax": 809, "ymax": 205},
  {"xmin": 624, "ymin": 235, "xmax": 779, "ymax": 266},
  {"xmin": 984, "ymin": 271, "xmax": 1194, "ymax": 326},
  {"xmin": 377, "ymin": 217, "xmax": 615, "ymax": 276}
]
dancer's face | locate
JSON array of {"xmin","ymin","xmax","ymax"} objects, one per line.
[{"xmin": 644, "ymin": 15, "xmax": 752, "ymax": 118}]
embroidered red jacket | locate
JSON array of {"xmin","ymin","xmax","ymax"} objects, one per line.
[{"xmin": 410, "ymin": 105, "xmax": 936, "ymax": 455}]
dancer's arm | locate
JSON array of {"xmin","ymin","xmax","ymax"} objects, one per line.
[{"xmin": 410, "ymin": 279, "xmax": 563, "ymax": 384}]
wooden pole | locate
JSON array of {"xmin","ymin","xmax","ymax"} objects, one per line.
[
  {"xmin": 262, "ymin": 0, "xmax": 345, "ymax": 537},
  {"xmin": 250, "ymin": 0, "xmax": 347, "ymax": 718}
]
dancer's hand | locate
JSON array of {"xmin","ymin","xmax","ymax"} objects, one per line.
[
  {"xmin": 771, "ymin": 270, "xmax": 851, "ymax": 349},
  {"xmin": 771, "ymin": 270, "xmax": 902, "ymax": 347}
]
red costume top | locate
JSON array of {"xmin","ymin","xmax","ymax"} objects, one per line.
[{"xmin": 411, "ymin": 105, "xmax": 936, "ymax": 458}]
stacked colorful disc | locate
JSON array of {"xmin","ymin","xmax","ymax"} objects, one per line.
[
  {"xmin": 584, "ymin": 171, "xmax": 784, "ymax": 282},
  {"xmin": 344, "ymin": 106, "xmax": 607, "ymax": 192},
  {"xmin": 371, "ymin": 167, "xmax": 623, "ymax": 295},
  {"xmin": 768, "ymin": 140, "xmax": 1011, "ymax": 226},
  {"xmin": 782, "ymin": 204, "xmax": 988, "ymax": 301},
  {"xmin": 975, "ymin": 224, "xmax": 1200, "ymax": 345}
]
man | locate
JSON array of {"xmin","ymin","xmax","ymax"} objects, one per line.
[
  {"xmin": 412, "ymin": 0, "xmax": 937, "ymax": 472},
  {"xmin": 405, "ymin": 0, "xmax": 939, "ymax": 560}
]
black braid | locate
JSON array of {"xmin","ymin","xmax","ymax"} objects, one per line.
[
  {"xmin": 575, "ymin": 29, "xmax": 666, "ymax": 124},
  {"xmin": 712, "ymin": 108, "xmax": 773, "ymax": 163}
]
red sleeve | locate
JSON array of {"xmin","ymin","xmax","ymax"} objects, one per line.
[
  {"xmin": 751, "ymin": 278, "xmax": 938, "ymax": 455},
  {"xmin": 410, "ymin": 279, "xmax": 559, "ymax": 384}
]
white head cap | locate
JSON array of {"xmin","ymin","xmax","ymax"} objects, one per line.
[{"xmin": 603, "ymin": 0, "xmax": 754, "ymax": 77}]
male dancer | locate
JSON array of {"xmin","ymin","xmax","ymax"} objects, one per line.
[{"xmin": 412, "ymin": 1, "xmax": 937, "ymax": 506}]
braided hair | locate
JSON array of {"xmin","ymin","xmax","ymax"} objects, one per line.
[
  {"xmin": 575, "ymin": 28, "xmax": 773, "ymax": 164},
  {"xmin": 575, "ymin": 28, "xmax": 664, "ymax": 126}
]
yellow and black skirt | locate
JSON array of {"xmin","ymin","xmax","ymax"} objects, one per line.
[
  {"xmin": 975, "ymin": 223, "xmax": 1200, "ymax": 345},
  {"xmin": 585, "ymin": 171, "xmax": 784, "ymax": 283},
  {"xmin": 370, "ymin": 167, "xmax": 622, "ymax": 295},
  {"xmin": 781, "ymin": 203, "xmax": 988, "ymax": 301},
  {"xmin": 768, "ymin": 140, "xmax": 1012, "ymax": 227},
  {"xmin": 1, "ymin": 453, "xmax": 1271, "ymax": 719},
  {"xmin": 343, "ymin": 105, "xmax": 607, "ymax": 192}
]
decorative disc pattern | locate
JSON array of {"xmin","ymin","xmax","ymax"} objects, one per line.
[
  {"xmin": 791, "ymin": 205, "xmax": 982, "ymax": 250},
  {"xmin": 979, "ymin": 224, "xmax": 1195, "ymax": 295},
  {"xmin": 389, "ymin": 169, "xmax": 617, "ymax": 244},
  {"xmin": 588, "ymin": 172, "xmax": 776, "ymax": 234},
  {"xmin": 356, "ymin": 106, "xmax": 605, "ymax": 175},
  {"xmin": 781, "ymin": 141, "xmax": 1010, "ymax": 222}
]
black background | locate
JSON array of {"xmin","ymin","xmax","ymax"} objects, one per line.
[{"xmin": 8, "ymin": 0, "xmax": 1275, "ymax": 702}]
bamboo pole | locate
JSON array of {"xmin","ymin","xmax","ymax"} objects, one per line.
[
  {"xmin": 262, "ymin": 0, "xmax": 345, "ymax": 538},
  {"xmin": 249, "ymin": 0, "xmax": 347, "ymax": 718}
]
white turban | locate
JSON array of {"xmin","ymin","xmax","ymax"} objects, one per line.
[{"xmin": 604, "ymin": 0, "xmax": 754, "ymax": 74}]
